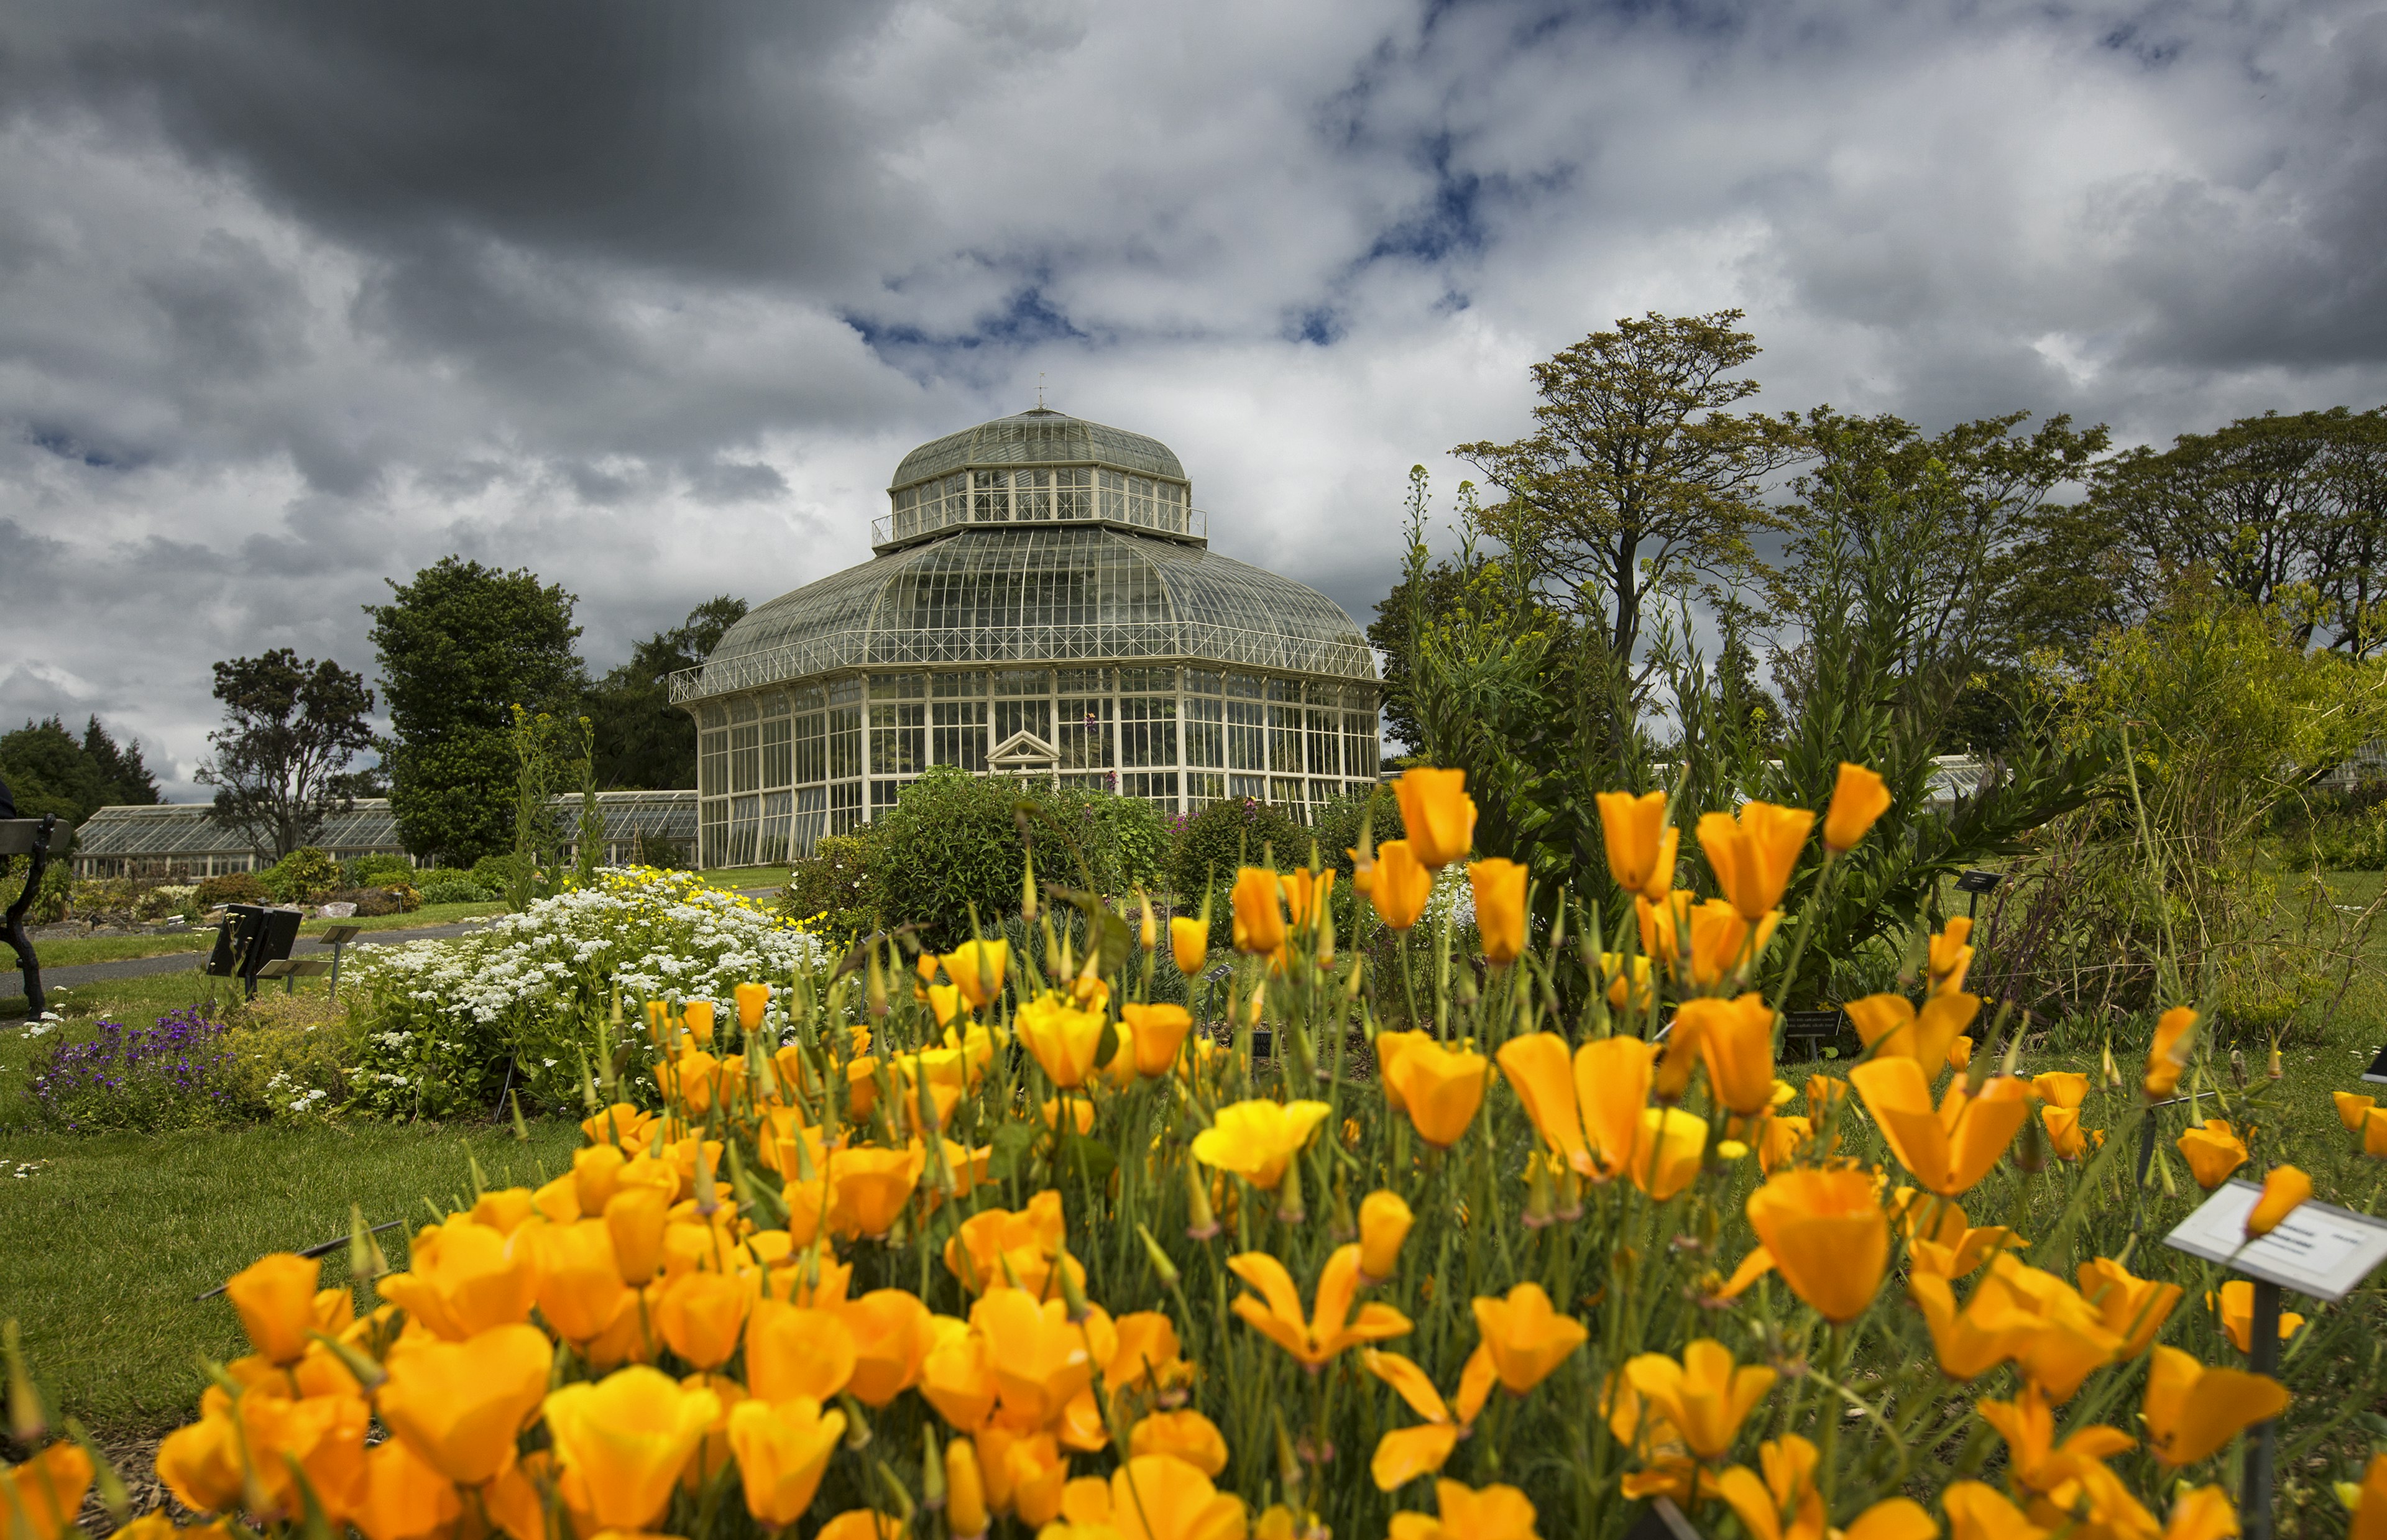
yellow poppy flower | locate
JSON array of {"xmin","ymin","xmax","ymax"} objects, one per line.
[
  {"xmin": 223, "ymin": 1253, "xmax": 345, "ymax": 1368},
  {"xmin": 1380, "ymin": 1038, "xmax": 1488, "ymax": 1148},
  {"xmin": 1696, "ymin": 801, "xmax": 1814, "ymax": 922},
  {"xmin": 1393, "ymin": 768, "xmax": 1477, "ymax": 869},
  {"xmin": 1128, "ymin": 1410, "xmax": 1230, "ymax": 1477},
  {"xmin": 1821, "ymin": 763, "xmax": 1892, "ymax": 853},
  {"xmin": 1596, "ymin": 789, "xmax": 1679, "ymax": 902},
  {"xmin": 725, "ymin": 1395, "xmax": 845, "ymax": 1526},
  {"xmin": 2246, "ymin": 1165, "xmax": 2312, "ymax": 1237},
  {"xmin": 1231, "ymin": 866, "xmax": 1289, "ymax": 955},
  {"xmin": 2145, "ymin": 1007, "xmax": 2197, "ymax": 1098},
  {"xmin": 2141, "ymin": 1344, "xmax": 2291, "ymax": 1465},
  {"xmin": 2175, "ymin": 1119, "xmax": 2248, "ymax": 1190},
  {"xmin": 1622, "ymin": 1339, "xmax": 1775, "ymax": 1461},
  {"xmin": 1678, "ymin": 992, "xmax": 1777, "ymax": 1117},
  {"xmin": 1192, "ymin": 1099, "xmax": 1333, "ymax": 1191},
  {"xmin": 1472, "ymin": 1282, "xmax": 1588, "ymax": 1394},
  {"xmin": 1169, "ymin": 915, "xmax": 1208, "ymax": 978},
  {"xmin": 2207, "ymin": 1280, "xmax": 2304, "ymax": 1356},
  {"xmin": 1228, "ymin": 1245, "xmax": 1411, "ymax": 1371},
  {"xmin": 1467, "ymin": 858, "xmax": 1529, "ymax": 965},
  {"xmin": 942, "ymin": 938, "xmax": 1009, "ymax": 1012},
  {"xmin": 1849, "ymin": 1057, "xmax": 2031, "ymax": 1196},
  {"xmin": 1685, "ymin": 900, "xmax": 1781, "ymax": 989},
  {"xmin": 377, "ymin": 1322, "xmax": 553, "ymax": 1486},
  {"xmin": 1359, "ymin": 1189, "xmax": 1415, "ymax": 1283},
  {"xmin": 375, "ymin": 1212, "xmax": 539, "ymax": 1341},
  {"xmin": 1745, "ymin": 1168, "xmax": 1887, "ymax": 1322},
  {"xmin": 735, "ymin": 981, "xmax": 771, "ymax": 1032},
  {"xmin": 1844, "ymin": 990, "xmax": 1979, "ymax": 1071},
  {"xmin": 1627, "ymin": 1107, "xmax": 1708, "ymax": 1201},
  {"xmin": 1123, "ymin": 1002, "xmax": 1194, "ymax": 1077},
  {"xmin": 1389, "ymin": 1478, "xmax": 1540, "ymax": 1540},
  {"xmin": 2076, "ymin": 1257, "xmax": 2182, "ymax": 1360}
]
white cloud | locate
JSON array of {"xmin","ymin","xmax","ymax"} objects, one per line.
[{"xmin": 1, "ymin": 0, "xmax": 2380, "ymax": 799}]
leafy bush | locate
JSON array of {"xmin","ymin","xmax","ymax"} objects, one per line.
[
  {"xmin": 321, "ymin": 887, "xmax": 407, "ymax": 918},
  {"xmin": 788, "ymin": 771, "xmax": 1178, "ymax": 948},
  {"xmin": 195, "ymin": 871, "xmax": 268, "ymax": 909},
  {"xmin": 216, "ymin": 993, "xmax": 358, "ymax": 1122},
  {"xmin": 23, "ymin": 1009, "xmax": 237, "ymax": 1131},
  {"xmin": 1168, "ymin": 796, "xmax": 1305, "ymax": 942},
  {"xmin": 0, "ymin": 860, "xmax": 73, "ymax": 924},
  {"xmin": 260, "ymin": 846, "xmax": 341, "ymax": 904},
  {"xmin": 782, "ymin": 832, "xmax": 880, "ymax": 938},
  {"xmin": 416, "ymin": 868, "xmax": 500, "ymax": 905},
  {"xmin": 344, "ymin": 853, "xmax": 419, "ymax": 888},
  {"xmin": 347, "ymin": 867, "xmax": 824, "ymax": 1116}
]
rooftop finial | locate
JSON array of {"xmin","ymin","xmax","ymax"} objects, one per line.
[{"xmin": 1036, "ymin": 372, "xmax": 1046, "ymax": 410}]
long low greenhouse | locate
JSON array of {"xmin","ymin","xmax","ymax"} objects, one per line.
[
  {"xmin": 68, "ymin": 793, "xmax": 697, "ymax": 880},
  {"xmin": 671, "ymin": 408, "xmax": 1384, "ymax": 868}
]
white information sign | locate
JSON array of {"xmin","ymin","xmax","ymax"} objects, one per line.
[{"xmin": 2163, "ymin": 1178, "xmax": 2387, "ymax": 1303}]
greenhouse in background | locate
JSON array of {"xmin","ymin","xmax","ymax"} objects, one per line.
[{"xmin": 670, "ymin": 408, "xmax": 1382, "ymax": 868}]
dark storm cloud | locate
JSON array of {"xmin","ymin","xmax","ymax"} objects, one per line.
[{"xmin": 1, "ymin": 0, "xmax": 2380, "ymax": 794}]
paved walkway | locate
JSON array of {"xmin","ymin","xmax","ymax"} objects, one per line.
[{"xmin": 1, "ymin": 920, "xmax": 492, "ymax": 999}]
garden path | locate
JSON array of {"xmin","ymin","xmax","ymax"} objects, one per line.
[{"xmin": 0, "ymin": 920, "xmax": 492, "ymax": 999}]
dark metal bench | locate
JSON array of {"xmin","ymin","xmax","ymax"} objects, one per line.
[
  {"xmin": 203, "ymin": 902, "xmax": 305, "ymax": 1000},
  {"xmin": 1, "ymin": 815, "xmax": 59, "ymax": 1018},
  {"xmin": 1781, "ymin": 1007, "xmax": 1846, "ymax": 1058}
]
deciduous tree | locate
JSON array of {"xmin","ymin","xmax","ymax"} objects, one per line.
[
  {"xmin": 196, "ymin": 650, "xmax": 377, "ymax": 860},
  {"xmin": 369, "ymin": 557, "xmax": 583, "ymax": 865}
]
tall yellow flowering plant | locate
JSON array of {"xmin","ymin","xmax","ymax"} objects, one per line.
[{"xmin": 9, "ymin": 764, "xmax": 2358, "ymax": 1540}]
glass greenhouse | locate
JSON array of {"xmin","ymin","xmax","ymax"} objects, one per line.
[{"xmin": 670, "ymin": 408, "xmax": 1381, "ymax": 866}]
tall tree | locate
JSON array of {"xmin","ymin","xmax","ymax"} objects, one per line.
[
  {"xmin": 195, "ymin": 650, "xmax": 377, "ymax": 860},
  {"xmin": 368, "ymin": 557, "xmax": 584, "ymax": 865},
  {"xmin": 1453, "ymin": 310, "xmax": 1802, "ymax": 679},
  {"xmin": 0, "ymin": 715, "xmax": 159, "ymax": 831},
  {"xmin": 1770, "ymin": 408, "xmax": 2110, "ymax": 751},
  {"xmin": 2076, "ymin": 406, "xmax": 2387, "ymax": 656},
  {"xmin": 583, "ymin": 597, "xmax": 748, "ymax": 788}
]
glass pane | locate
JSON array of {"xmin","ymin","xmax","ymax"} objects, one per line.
[
  {"xmin": 996, "ymin": 698, "xmax": 1052, "ymax": 746},
  {"xmin": 973, "ymin": 470, "xmax": 1010, "ymax": 521},
  {"xmin": 1226, "ymin": 701, "xmax": 1265, "ymax": 771},
  {"xmin": 1057, "ymin": 695, "xmax": 1113, "ymax": 769},
  {"xmin": 996, "ymin": 669, "xmax": 1052, "ymax": 698},
  {"xmin": 1184, "ymin": 697, "xmax": 1224, "ymax": 768},
  {"xmin": 932, "ymin": 700, "xmax": 987, "ymax": 770}
]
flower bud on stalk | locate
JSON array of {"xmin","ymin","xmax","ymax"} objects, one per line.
[
  {"xmin": 2013, "ymin": 1114, "xmax": 2047, "ymax": 1175},
  {"xmin": 1057, "ymin": 1243, "xmax": 1092, "ymax": 1322},
  {"xmin": 919, "ymin": 1426, "xmax": 947, "ymax": 1513},
  {"xmin": 1136, "ymin": 1223, "xmax": 1182, "ymax": 1287},
  {"xmin": 6, "ymin": 1319, "xmax": 48, "ymax": 1443},
  {"xmin": 1276, "ymin": 1145, "xmax": 1308, "ymax": 1225},
  {"xmin": 866, "ymin": 950, "xmax": 889, "ymax": 1022},
  {"xmin": 2230, "ymin": 1049, "xmax": 2247, "ymax": 1089},
  {"xmin": 1522, "ymin": 1153, "xmax": 1557, "ymax": 1229},
  {"xmin": 1185, "ymin": 1157, "xmax": 1221, "ymax": 1240},
  {"xmin": 946, "ymin": 1437, "xmax": 990, "ymax": 1540},
  {"xmin": 2270, "ymin": 1044, "xmax": 2284, "ymax": 1079}
]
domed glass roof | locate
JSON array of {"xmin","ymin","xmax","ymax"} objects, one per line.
[
  {"xmin": 891, "ymin": 407, "xmax": 1184, "ymax": 488},
  {"xmin": 681, "ymin": 525, "xmax": 1374, "ymax": 701}
]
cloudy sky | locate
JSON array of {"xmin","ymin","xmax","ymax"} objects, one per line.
[{"xmin": 3, "ymin": 0, "xmax": 2382, "ymax": 796}]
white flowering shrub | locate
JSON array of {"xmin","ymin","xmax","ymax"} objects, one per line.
[{"xmin": 347, "ymin": 868, "xmax": 824, "ymax": 1117}]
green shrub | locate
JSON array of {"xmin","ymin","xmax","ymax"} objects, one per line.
[
  {"xmin": 417, "ymin": 868, "xmax": 500, "ymax": 905},
  {"xmin": 0, "ymin": 860, "xmax": 73, "ymax": 924},
  {"xmin": 1306, "ymin": 786, "xmax": 1401, "ymax": 875},
  {"xmin": 260, "ymin": 846, "xmax": 340, "ymax": 904},
  {"xmin": 782, "ymin": 831, "xmax": 880, "ymax": 940},
  {"xmin": 344, "ymin": 853, "xmax": 418, "ymax": 888},
  {"xmin": 218, "ymin": 992, "xmax": 359, "ymax": 1122},
  {"xmin": 1168, "ymin": 796, "xmax": 1306, "ymax": 944},
  {"xmin": 195, "ymin": 871, "xmax": 268, "ymax": 909}
]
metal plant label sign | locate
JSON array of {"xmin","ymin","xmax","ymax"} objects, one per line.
[{"xmin": 2163, "ymin": 1176, "xmax": 2387, "ymax": 1303}]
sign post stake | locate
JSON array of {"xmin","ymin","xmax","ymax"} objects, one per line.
[{"xmin": 2243, "ymin": 1278, "xmax": 2281, "ymax": 1538}]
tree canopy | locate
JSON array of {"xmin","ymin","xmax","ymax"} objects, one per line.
[
  {"xmin": 196, "ymin": 649, "xmax": 377, "ymax": 860},
  {"xmin": 369, "ymin": 557, "xmax": 583, "ymax": 865},
  {"xmin": 0, "ymin": 716, "xmax": 159, "ymax": 832},
  {"xmin": 584, "ymin": 597, "xmax": 748, "ymax": 789}
]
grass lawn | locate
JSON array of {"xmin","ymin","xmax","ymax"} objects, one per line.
[
  {"xmin": 24, "ymin": 932, "xmax": 211, "ymax": 968},
  {"xmin": 298, "ymin": 901, "xmax": 505, "ymax": 936},
  {"xmin": 691, "ymin": 864, "xmax": 793, "ymax": 894},
  {"xmin": 0, "ymin": 1118, "xmax": 582, "ymax": 1433}
]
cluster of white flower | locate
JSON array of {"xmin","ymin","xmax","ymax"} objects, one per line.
[{"xmin": 346, "ymin": 868, "xmax": 823, "ymax": 1114}]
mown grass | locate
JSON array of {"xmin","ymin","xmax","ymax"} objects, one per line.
[
  {"xmin": 22, "ymin": 932, "xmax": 210, "ymax": 968},
  {"xmin": 0, "ymin": 1118, "xmax": 581, "ymax": 1433}
]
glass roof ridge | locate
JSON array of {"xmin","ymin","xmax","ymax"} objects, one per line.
[{"xmin": 890, "ymin": 407, "xmax": 1186, "ymax": 490}]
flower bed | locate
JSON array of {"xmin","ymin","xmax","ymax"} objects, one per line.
[
  {"xmin": 22, "ymin": 1007, "xmax": 236, "ymax": 1132},
  {"xmin": 11, "ymin": 769, "xmax": 2383, "ymax": 1539},
  {"xmin": 346, "ymin": 868, "xmax": 825, "ymax": 1119}
]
